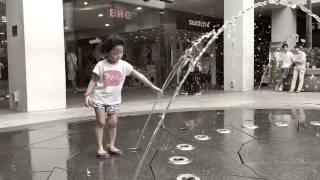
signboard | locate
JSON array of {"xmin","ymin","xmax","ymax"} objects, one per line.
[
  {"xmin": 176, "ymin": 12, "xmax": 221, "ymax": 32},
  {"xmin": 89, "ymin": 37, "xmax": 102, "ymax": 44},
  {"xmin": 108, "ymin": 8, "xmax": 134, "ymax": 20}
]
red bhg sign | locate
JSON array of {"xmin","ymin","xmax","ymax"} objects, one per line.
[{"xmin": 109, "ymin": 8, "xmax": 132, "ymax": 20}]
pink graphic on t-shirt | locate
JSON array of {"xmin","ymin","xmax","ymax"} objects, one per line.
[{"xmin": 103, "ymin": 70, "xmax": 123, "ymax": 86}]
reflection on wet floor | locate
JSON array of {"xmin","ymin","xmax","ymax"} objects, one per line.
[{"xmin": 1, "ymin": 109, "xmax": 320, "ymax": 179}]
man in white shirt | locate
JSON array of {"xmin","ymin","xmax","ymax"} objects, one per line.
[
  {"xmin": 275, "ymin": 44, "xmax": 294, "ymax": 91},
  {"xmin": 289, "ymin": 45, "xmax": 306, "ymax": 93}
]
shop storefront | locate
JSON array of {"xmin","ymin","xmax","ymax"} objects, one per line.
[
  {"xmin": 63, "ymin": 0, "xmax": 161, "ymax": 89},
  {"xmin": 63, "ymin": 0, "xmax": 225, "ymax": 92},
  {"xmin": 0, "ymin": 0, "xmax": 7, "ymax": 109},
  {"xmin": 174, "ymin": 11, "xmax": 223, "ymax": 88}
]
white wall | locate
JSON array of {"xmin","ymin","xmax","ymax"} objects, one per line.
[
  {"xmin": 272, "ymin": 7, "xmax": 297, "ymax": 49},
  {"xmin": 7, "ymin": 0, "xmax": 66, "ymax": 112},
  {"xmin": 224, "ymin": 0, "xmax": 254, "ymax": 91}
]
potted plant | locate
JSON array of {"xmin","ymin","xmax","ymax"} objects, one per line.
[
  {"xmin": 313, "ymin": 47, "xmax": 320, "ymax": 68},
  {"xmin": 304, "ymin": 48, "xmax": 320, "ymax": 69}
]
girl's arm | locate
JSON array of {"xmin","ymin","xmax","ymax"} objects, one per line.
[
  {"xmin": 84, "ymin": 73, "xmax": 98, "ymax": 106},
  {"xmin": 85, "ymin": 73, "xmax": 98, "ymax": 95},
  {"xmin": 130, "ymin": 69, "xmax": 163, "ymax": 96}
]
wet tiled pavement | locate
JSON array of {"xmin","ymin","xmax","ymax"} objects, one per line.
[{"xmin": 1, "ymin": 109, "xmax": 320, "ymax": 180}]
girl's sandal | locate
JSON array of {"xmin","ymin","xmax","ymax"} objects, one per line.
[
  {"xmin": 107, "ymin": 145, "xmax": 124, "ymax": 157},
  {"xmin": 96, "ymin": 152, "xmax": 110, "ymax": 159}
]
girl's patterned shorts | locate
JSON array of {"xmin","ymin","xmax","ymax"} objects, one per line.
[{"xmin": 91, "ymin": 101, "xmax": 119, "ymax": 114}]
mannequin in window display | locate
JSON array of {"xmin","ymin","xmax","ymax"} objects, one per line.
[
  {"xmin": 180, "ymin": 60, "xmax": 190, "ymax": 95},
  {"xmin": 93, "ymin": 44, "xmax": 105, "ymax": 61},
  {"xmin": 145, "ymin": 46, "xmax": 156, "ymax": 83},
  {"xmin": 86, "ymin": 54, "xmax": 97, "ymax": 83},
  {"xmin": 192, "ymin": 62, "xmax": 202, "ymax": 95},
  {"xmin": 0, "ymin": 62, "xmax": 4, "ymax": 80},
  {"xmin": 142, "ymin": 45, "xmax": 149, "ymax": 66},
  {"xmin": 200, "ymin": 54, "xmax": 211, "ymax": 90},
  {"xmin": 132, "ymin": 45, "xmax": 154, "ymax": 86},
  {"xmin": 182, "ymin": 60, "xmax": 202, "ymax": 96},
  {"xmin": 146, "ymin": 60, "xmax": 156, "ymax": 84}
]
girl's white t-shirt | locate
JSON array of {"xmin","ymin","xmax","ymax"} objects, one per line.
[{"xmin": 91, "ymin": 59, "xmax": 133, "ymax": 105}]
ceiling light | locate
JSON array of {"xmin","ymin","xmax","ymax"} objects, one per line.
[
  {"xmin": 84, "ymin": 1, "xmax": 88, "ymax": 5},
  {"xmin": 0, "ymin": 32, "xmax": 4, "ymax": 35},
  {"xmin": 98, "ymin": 13, "xmax": 103, "ymax": 17},
  {"xmin": 136, "ymin": 7, "xmax": 142, "ymax": 10},
  {"xmin": 1, "ymin": 16, "xmax": 7, "ymax": 23},
  {"xmin": 105, "ymin": 24, "xmax": 110, "ymax": 27}
]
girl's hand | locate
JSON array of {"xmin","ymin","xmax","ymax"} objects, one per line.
[
  {"xmin": 151, "ymin": 86, "xmax": 163, "ymax": 97},
  {"xmin": 85, "ymin": 95, "xmax": 92, "ymax": 107}
]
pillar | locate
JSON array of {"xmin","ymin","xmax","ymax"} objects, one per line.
[
  {"xmin": 272, "ymin": 7, "xmax": 297, "ymax": 49},
  {"xmin": 224, "ymin": 0, "xmax": 254, "ymax": 91},
  {"xmin": 7, "ymin": 0, "xmax": 66, "ymax": 112}
]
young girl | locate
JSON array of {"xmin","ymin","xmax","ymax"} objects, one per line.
[{"xmin": 84, "ymin": 34, "xmax": 163, "ymax": 159}]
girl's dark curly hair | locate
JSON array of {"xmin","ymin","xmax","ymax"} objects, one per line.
[{"xmin": 101, "ymin": 34, "xmax": 125, "ymax": 53}]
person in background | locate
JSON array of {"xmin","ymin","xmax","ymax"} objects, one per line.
[
  {"xmin": 275, "ymin": 44, "xmax": 294, "ymax": 92},
  {"xmin": 66, "ymin": 50, "xmax": 79, "ymax": 94},
  {"xmin": 289, "ymin": 45, "xmax": 306, "ymax": 93}
]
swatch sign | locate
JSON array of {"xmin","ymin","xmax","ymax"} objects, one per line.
[
  {"xmin": 188, "ymin": 20, "xmax": 211, "ymax": 28},
  {"xmin": 177, "ymin": 12, "xmax": 221, "ymax": 32}
]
